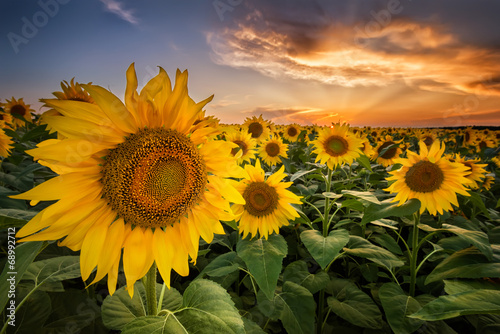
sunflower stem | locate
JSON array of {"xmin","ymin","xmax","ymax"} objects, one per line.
[
  {"xmin": 409, "ymin": 212, "xmax": 420, "ymax": 297},
  {"xmin": 323, "ymin": 168, "xmax": 333, "ymax": 237},
  {"xmin": 145, "ymin": 262, "xmax": 158, "ymax": 316}
]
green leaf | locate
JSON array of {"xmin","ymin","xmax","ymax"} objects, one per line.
[
  {"xmin": 0, "ymin": 241, "xmax": 42, "ymax": 312},
  {"xmin": 0, "ymin": 209, "xmax": 37, "ymax": 228},
  {"xmin": 443, "ymin": 279, "xmax": 500, "ymax": 295},
  {"xmin": 300, "ymin": 229, "xmax": 349, "ymax": 269},
  {"xmin": 23, "ymin": 256, "xmax": 81, "ymax": 284},
  {"xmin": 175, "ymin": 279, "xmax": 245, "ymax": 333},
  {"xmin": 343, "ymin": 235, "xmax": 404, "ymax": 270},
  {"xmin": 242, "ymin": 317, "xmax": 266, "ymax": 333},
  {"xmin": 199, "ymin": 251, "xmax": 242, "ymax": 278},
  {"xmin": 468, "ymin": 191, "xmax": 491, "ymax": 218},
  {"xmin": 419, "ymin": 223, "xmax": 492, "ymax": 260},
  {"xmin": 11, "ymin": 283, "xmax": 52, "ymax": 334},
  {"xmin": 282, "ymin": 260, "xmax": 330, "ymax": 294},
  {"xmin": 121, "ymin": 316, "xmax": 186, "ymax": 334},
  {"xmin": 327, "ymin": 278, "xmax": 384, "ymax": 329},
  {"xmin": 341, "ymin": 190, "xmax": 381, "ymax": 206},
  {"xmin": 409, "ymin": 290, "xmax": 500, "ymax": 321},
  {"xmin": 237, "ymin": 234, "xmax": 288, "ymax": 300},
  {"xmin": 102, "ymin": 282, "xmax": 182, "ymax": 330},
  {"xmin": 361, "ymin": 199, "xmax": 421, "ymax": 225},
  {"xmin": 322, "ymin": 192, "xmax": 343, "ymax": 199},
  {"xmin": 370, "ymin": 233, "xmax": 403, "ymax": 255},
  {"xmin": 339, "ymin": 199, "xmax": 364, "ymax": 211},
  {"xmin": 356, "ymin": 154, "xmax": 373, "ymax": 172},
  {"xmin": 291, "ymin": 168, "xmax": 318, "ymax": 182},
  {"xmin": 425, "ymin": 246, "xmax": 500, "ymax": 284},
  {"xmin": 379, "ymin": 282, "xmax": 424, "ymax": 334},
  {"xmin": 277, "ymin": 281, "xmax": 316, "ymax": 334}
]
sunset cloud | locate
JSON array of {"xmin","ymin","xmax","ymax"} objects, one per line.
[
  {"xmin": 99, "ymin": 0, "xmax": 139, "ymax": 25},
  {"xmin": 207, "ymin": 7, "xmax": 500, "ymax": 97}
]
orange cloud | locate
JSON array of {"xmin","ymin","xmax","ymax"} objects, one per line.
[{"xmin": 207, "ymin": 10, "xmax": 500, "ymax": 97}]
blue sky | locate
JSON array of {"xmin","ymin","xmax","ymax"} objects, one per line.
[{"xmin": 1, "ymin": 0, "xmax": 500, "ymax": 127}]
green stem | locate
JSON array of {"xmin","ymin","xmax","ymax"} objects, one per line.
[
  {"xmin": 145, "ymin": 262, "xmax": 158, "ymax": 316},
  {"xmin": 409, "ymin": 212, "xmax": 420, "ymax": 297},
  {"xmin": 318, "ymin": 167, "xmax": 333, "ymax": 334},
  {"xmin": 323, "ymin": 168, "xmax": 333, "ymax": 237}
]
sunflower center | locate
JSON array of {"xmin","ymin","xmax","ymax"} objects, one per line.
[
  {"xmin": 324, "ymin": 135, "xmax": 348, "ymax": 156},
  {"xmin": 287, "ymin": 127, "xmax": 298, "ymax": 137},
  {"xmin": 265, "ymin": 143, "xmax": 280, "ymax": 157},
  {"xmin": 0, "ymin": 114, "xmax": 4, "ymax": 120},
  {"xmin": 101, "ymin": 128, "xmax": 207, "ymax": 228},
  {"xmin": 10, "ymin": 104, "xmax": 26, "ymax": 116},
  {"xmin": 243, "ymin": 182, "xmax": 279, "ymax": 217},
  {"xmin": 423, "ymin": 136, "xmax": 434, "ymax": 146},
  {"xmin": 378, "ymin": 141, "xmax": 397, "ymax": 159},
  {"xmin": 404, "ymin": 160, "xmax": 444, "ymax": 193},
  {"xmin": 479, "ymin": 141, "xmax": 486, "ymax": 150},
  {"xmin": 231, "ymin": 140, "xmax": 248, "ymax": 156},
  {"xmin": 465, "ymin": 132, "xmax": 470, "ymax": 142},
  {"xmin": 248, "ymin": 122, "xmax": 264, "ymax": 138}
]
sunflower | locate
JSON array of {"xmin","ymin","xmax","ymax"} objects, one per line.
[
  {"xmin": 385, "ymin": 140, "xmax": 470, "ymax": 215},
  {"xmin": 452, "ymin": 154, "xmax": 488, "ymax": 189},
  {"xmin": 0, "ymin": 127, "xmax": 14, "ymax": 158},
  {"xmin": 1, "ymin": 97, "xmax": 33, "ymax": 127},
  {"xmin": 243, "ymin": 115, "xmax": 272, "ymax": 143},
  {"xmin": 0, "ymin": 112, "xmax": 14, "ymax": 130},
  {"xmin": 481, "ymin": 175, "xmax": 495, "ymax": 191},
  {"xmin": 461, "ymin": 127, "xmax": 476, "ymax": 146},
  {"xmin": 474, "ymin": 134, "xmax": 496, "ymax": 152},
  {"xmin": 416, "ymin": 130, "xmax": 438, "ymax": 147},
  {"xmin": 232, "ymin": 159, "xmax": 302, "ymax": 239},
  {"xmin": 54, "ymin": 78, "xmax": 95, "ymax": 103},
  {"xmin": 359, "ymin": 134, "xmax": 375, "ymax": 157},
  {"xmin": 492, "ymin": 156, "xmax": 500, "ymax": 169},
  {"xmin": 225, "ymin": 128, "xmax": 258, "ymax": 164},
  {"xmin": 373, "ymin": 135, "xmax": 403, "ymax": 167},
  {"xmin": 11, "ymin": 64, "xmax": 246, "ymax": 297},
  {"xmin": 283, "ymin": 123, "xmax": 302, "ymax": 142},
  {"xmin": 311, "ymin": 123, "xmax": 363, "ymax": 170},
  {"xmin": 258, "ymin": 135, "xmax": 288, "ymax": 167}
]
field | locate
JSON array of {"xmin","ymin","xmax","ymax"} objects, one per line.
[{"xmin": 1, "ymin": 89, "xmax": 500, "ymax": 334}]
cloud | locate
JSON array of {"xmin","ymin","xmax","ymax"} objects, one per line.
[
  {"xmin": 241, "ymin": 105, "xmax": 345, "ymax": 125},
  {"xmin": 206, "ymin": 6, "xmax": 500, "ymax": 97},
  {"xmin": 99, "ymin": 0, "xmax": 139, "ymax": 25}
]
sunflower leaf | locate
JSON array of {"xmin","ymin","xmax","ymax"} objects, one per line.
[
  {"xmin": 282, "ymin": 260, "xmax": 330, "ymax": 294},
  {"xmin": 409, "ymin": 290, "xmax": 500, "ymax": 321},
  {"xmin": 237, "ymin": 234, "xmax": 288, "ymax": 300},
  {"xmin": 361, "ymin": 198, "xmax": 421, "ymax": 225},
  {"xmin": 300, "ymin": 229, "xmax": 349, "ymax": 269},
  {"xmin": 343, "ymin": 235, "xmax": 404, "ymax": 270},
  {"xmin": 102, "ymin": 282, "xmax": 182, "ymax": 330},
  {"xmin": 277, "ymin": 281, "xmax": 316, "ymax": 334},
  {"xmin": 327, "ymin": 278, "xmax": 384, "ymax": 329},
  {"xmin": 425, "ymin": 246, "xmax": 500, "ymax": 284},
  {"xmin": 379, "ymin": 282, "xmax": 424, "ymax": 334}
]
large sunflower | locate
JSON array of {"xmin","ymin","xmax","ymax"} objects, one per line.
[
  {"xmin": 311, "ymin": 123, "xmax": 364, "ymax": 169},
  {"xmin": 258, "ymin": 135, "xmax": 288, "ymax": 167},
  {"xmin": 11, "ymin": 64, "xmax": 246, "ymax": 297},
  {"xmin": 225, "ymin": 128, "xmax": 258, "ymax": 164},
  {"xmin": 0, "ymin": 127, "xmax": 13, "ymax": 158},
  {"xmin": 1, "ymin": 97, "xmax": 33, "ymax": 127},
  {"xmin": 232, "ymin": 159, "xmax": 302, "ymax": 239},
  {"xmin": 385, "ymin": 140, "xmax": 470, "ymax": 215},
  {"xmin": 243, "ymin": 115, "xmax": 272, "ymax": 143}
]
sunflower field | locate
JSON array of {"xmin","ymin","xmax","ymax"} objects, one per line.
[{"xmin": 1, "ymin": 66, "xmax": 500, "ymax": 334}]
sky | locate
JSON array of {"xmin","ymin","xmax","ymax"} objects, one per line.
[{"xmin": 1, "ymin": 0, "xmax": 500, "ymax": 128}]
